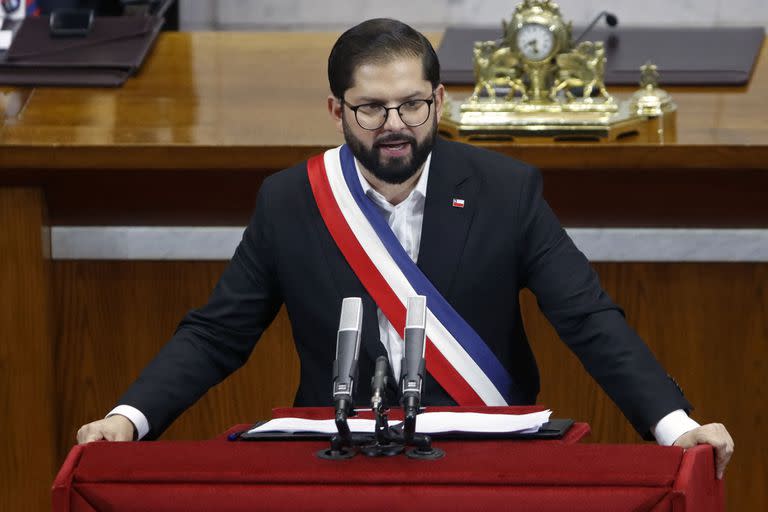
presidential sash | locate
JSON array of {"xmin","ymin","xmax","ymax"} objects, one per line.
[{"xmin": 307, "ymin": 144, "xmax": 521, "ymax": 405}]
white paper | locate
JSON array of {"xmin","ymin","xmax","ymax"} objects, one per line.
[
  {"xmin": 412, "ymin": 410, "xmax": 552, "ymax": 434},
  {"xmin": 247, "ymin": 410, "xmax": 552, "ymax": 436},
  {"xmin": 248, "ymin": 417, "xmax": 380, "ymax": 435},
  {"xmin": 0, "ymin": 31, "xmax": 13, "ymax": 51}
]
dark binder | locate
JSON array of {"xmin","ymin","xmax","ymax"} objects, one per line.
[
  {"xmin": 438, "ymin": 26, "xmax": 765, "ymax": 86},
  {"xmin": 232, "ymin": 419, "xmax": 574, "ymax": 441},
  {"xmin": 0, "ymin": 15, "xmax": 164, "ymax": 87}
]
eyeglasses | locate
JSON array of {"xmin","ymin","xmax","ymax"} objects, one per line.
[{"xmin": 342, "ymin": 93, "xmax": 435, "ymax": 131}]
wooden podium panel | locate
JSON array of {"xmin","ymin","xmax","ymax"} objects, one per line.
[{"xmin": 0, "ymin": 189, "xmax": 56, "ymax": 512}]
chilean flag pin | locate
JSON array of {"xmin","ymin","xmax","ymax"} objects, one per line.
[{"xmin": 452, "ymin": 198, "xmax": 465, "ymax": 208}]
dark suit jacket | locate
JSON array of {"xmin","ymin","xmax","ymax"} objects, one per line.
[{"xmin": 119, "ymin": 137, "xmax": 691, "ymax": 440}]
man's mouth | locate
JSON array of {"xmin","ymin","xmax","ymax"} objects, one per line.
[{"xmin": 376, "ymin": 139, "xmax": 413, "ymax": 157}]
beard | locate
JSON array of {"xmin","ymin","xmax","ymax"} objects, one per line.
[{"xmin": 342, "ymin": 115, "xmax": 437, "ymax": 185}]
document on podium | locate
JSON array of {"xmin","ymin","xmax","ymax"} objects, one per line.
[{"xmin": 244, "ymin": 409, "xmax": 553, "ymax": 437}]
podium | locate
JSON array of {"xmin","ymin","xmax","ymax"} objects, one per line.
[{"xmin": 52, "ymin": 408, "xmax": 724, "ymax": 511}]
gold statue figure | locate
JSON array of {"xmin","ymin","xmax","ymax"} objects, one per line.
[
  {"xmin": 470, "ymin": 41, "xmax": 528, "ymax": 102},
  {"xmin": 639, "ymin": 61, "xmax": 660, "ymax": 89},
  {"xmin": 551, "ymin": 41, "xmax": 611, "ymax": 102}
]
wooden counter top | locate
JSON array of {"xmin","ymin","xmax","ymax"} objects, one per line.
[{"xmin": 1, "ymin": 32, "xmax": 767, "ymax": 171}]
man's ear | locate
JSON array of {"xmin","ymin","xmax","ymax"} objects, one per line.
[
  {"xmin": 328, "ymin": 95, "xmax": 344, "ymax": 134},
  {"xmin": 433, "ymin": 84, "xmax": 446, "ymax": 124}
]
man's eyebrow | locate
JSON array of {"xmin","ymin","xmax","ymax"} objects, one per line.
[{"xmin": 353, "ymin": 91, "xmax": 427, "ymax": 104}]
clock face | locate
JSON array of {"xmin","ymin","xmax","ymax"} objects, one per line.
[{"xmin": 516, "ymin": 23, "xmax": 556, "ymax": 62}]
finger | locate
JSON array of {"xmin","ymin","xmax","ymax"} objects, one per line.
[
  {"xmin": 693, "ymin": 424, "xmax": 733, "ymax": 479},
  {"xmin": 112, "ymin": 429, "xmax": 134, "ymax": 442},
  {"xmin": 716, "ymin": 447, "xmax": 730, "ymax": 479},
  {"xmin": 79, "ymin": 427, "xmax": 105, "ymax": 444},
  {"xmin": 715, "ymin": 435, "xmax": 735, "ymax": 480},
  {"xmin": 76, "ymin": 426, "xmax": 86, "ymax": 444},
  {"xmin": 102, "ymin": 428, "xmax": 132, "ymax": 442}
]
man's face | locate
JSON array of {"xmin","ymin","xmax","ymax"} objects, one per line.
[{"xmin": 329, "ymin": 57, "xmax": 444, "ymax": 184}]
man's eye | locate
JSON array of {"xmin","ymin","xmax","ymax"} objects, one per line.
[
  {"xmin": 401, "ymin": 101, "xmax": 421, "ymax": 111},
  {"xmin": 358, "ymin": 104, "xmax": 384, "ymax": 116}
]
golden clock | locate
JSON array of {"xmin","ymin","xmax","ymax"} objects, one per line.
[
  {"xmin": 439, "ymin": 0, "xmax": 676, "ymax": 143},
  {"xmin": 504, "ymin": 0, "xmax": 571, "ymax": 101}
]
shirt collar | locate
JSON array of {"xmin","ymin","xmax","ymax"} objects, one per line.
[{"xmin": 354, "ymin": 152, "xmax": 432, "ymax": 206}]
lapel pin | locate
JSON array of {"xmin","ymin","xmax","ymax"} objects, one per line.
[{"xmin": 452, "ymin": 198, "xmax": 465, "ymax": 208}]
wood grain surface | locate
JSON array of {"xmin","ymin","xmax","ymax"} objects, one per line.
[
  {"xmin": 523, "ymin": 263, "xmax": 767, "ymax": 512},
  {"xmin": 2, "ymin": 33, "xmax": 766, "ymax": 227},
  {"xmin": 0, "ymin": 189, "xmax": 56, "ymax": 512},
  {"xmin": 52, "ymin": 261, "xmax": 299, "ymax": 453},
  {"xmin": 50, "ymin": 261, "xmax": 766, "ymax": 511},
  {"xmin": 0, "ymin": 33, "xmax": 766, "ymax": 171}
]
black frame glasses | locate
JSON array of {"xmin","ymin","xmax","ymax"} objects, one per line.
[{"xmin": 342, "ymin": 93, "xmax": 435, "ymax": 131}]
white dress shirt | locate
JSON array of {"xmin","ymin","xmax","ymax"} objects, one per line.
[
  {"xmin": 354, "ymin": 154, "xmax": 431, "ymax": 381},
  {"xmin": 109, "ymin": 152, "xmax": 698, "ymax": 444}
]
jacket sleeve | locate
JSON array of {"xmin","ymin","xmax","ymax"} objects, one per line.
[
  {"xmin": 116, "ymin": 176, "xmax": 283, "ymax": 439},
  {"xmin": 516, "ymin": 166, "xmax": 691, "ymax": 439}
]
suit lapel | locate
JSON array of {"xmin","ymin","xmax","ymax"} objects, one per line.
[
  {"xmin": 304, "ymin": 174, "xmax": 388, "ymax": 368},
  {"xmin": 417, "ymin": 138, "xmax": 477, "ymax": 299}
]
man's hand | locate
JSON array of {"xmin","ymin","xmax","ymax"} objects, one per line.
[
  {"xmin": 673, "ymin": 423, "xmax": 734, "ymax": 479},
  {"xmin": 77, "ymin": 415, "xmax": 136, "ymax": 444}
]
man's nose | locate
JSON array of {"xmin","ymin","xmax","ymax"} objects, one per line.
[{"xmin": 382, "ymin": 108, "xmax": 407, "ymax": 131}]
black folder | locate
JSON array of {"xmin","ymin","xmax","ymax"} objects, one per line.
[
  {"xmin": 233, "ymin": 419, "xmax": 574, "ymax": 441},
  {"xmin": 438, "ymin": 26, "xmax": 765, "ymax": 86},
  {"xmin": 0, "ymin": 15, "xmax": 164, "ymax": 87}
]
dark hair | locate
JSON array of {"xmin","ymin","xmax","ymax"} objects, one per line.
[{"xmin": 328, "ymin": 18, "xmax": 440, "ymax": 99}]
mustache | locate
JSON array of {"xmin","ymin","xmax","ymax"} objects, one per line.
[{"xmin": 374, "ymin": 133, "xmax": 417, "ymax": 147}]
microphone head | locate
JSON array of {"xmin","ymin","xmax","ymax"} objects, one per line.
[
  {"xmin": 405, "ymin": 296, "xmax": 427, "ymax": 330},
  {"xmin": 605, "ymin": 13, "xmax": 618, "ymax": 27},
  {"xmin": 338, "ymin": 297, "xmax": 363, "ymax": 334},
  {"xmin": 373, "ymin": 356, "xmax": 389, "ymax": 382},
  {"xmin": 371, "ymin": 356, "xmax": 389, "ymax": 407},
  {"xmin": 333, "ymin": 297, "xmax": 363, "ymax": 407},
  {"xmin": 402, "ymin": 296, "xmax": 427, "ymax": 398}
]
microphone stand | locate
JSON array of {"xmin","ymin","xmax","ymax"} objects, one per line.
[
  {"xmin": 573, "ymin": 11, "xmax": 618, "ymax": 45},
  {"xmin": 317, "ymin": 297, "xmax": 367, "ymax": 460},
  {"xmin": 332, "ymin": 397, "xmax": 355, "ymax": 453},
  {"xmin": 360, "ymin": 356, "xmax": 404, "ymax": 457},
  {"xmin": 318, "ymin": 396, "xmax": 361, "ymax": 459},
  {"xmin": 401, "ymin": 396, "xmax": 444, "ymax": 460},
  {"xmin": 399, "ymin": 296, "xmax": 444, "ymax": 459}
]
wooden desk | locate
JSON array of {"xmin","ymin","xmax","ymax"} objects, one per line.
[
  {"xmin": 1, "ymin": 32, "xmax": 766, "ymax": 511},
  {"xmin": 1, "ymin": 32, "xmax": 767, "ymax": 226}
]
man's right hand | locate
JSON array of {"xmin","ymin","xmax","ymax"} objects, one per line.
[{"xmin": 77, "ymin": 414, "xmax": 136, "ymax": 444}]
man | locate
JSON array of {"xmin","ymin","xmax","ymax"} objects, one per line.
[{"xmin": 78, "ymin": 18, "xmax": 733, "ymax": 478}]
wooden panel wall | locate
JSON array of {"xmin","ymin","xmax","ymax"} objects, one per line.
[
  {"xmin": 0, "ymin": 189, "xmax": 56, "ymax": 512},
  {"xmin": 51, "ymin": 261, "xmax": 765, "ymax": 511},
  {"xmin": 52, "ymin": 261, "xmax": 299, "ymax": 453},
  {"xmin": 522, "ymin": 263, "xmax": 766, "ymax": 512}
]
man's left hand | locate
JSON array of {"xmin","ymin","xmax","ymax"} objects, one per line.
[{"xmin": 673, "ymin": 423, "xmax": 734, "ymax": 479}]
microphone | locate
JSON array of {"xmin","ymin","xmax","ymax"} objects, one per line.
[
  {"xmin": 332, "ymin": 297, "xmax": 363, "ymax": 418},
  {"xmin": 371, "ymin": 356, "xmax": 389, "ymax": 411},
  {"xmin": 574, "ymin": 11, "xmax": 618, "ymax": 44},
  {"xmin": 401, "ymin": 296, "xmax": 427, "ymax": 429}
]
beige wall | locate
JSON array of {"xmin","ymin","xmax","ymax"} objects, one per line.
[{"xmin": 179, "ymin": 0, "xmax": 768, "ymax": 31}]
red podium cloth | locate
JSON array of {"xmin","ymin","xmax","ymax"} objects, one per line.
[{"xmin": 52, "ymin": 440, "xmax": 723, "ymax": 511}]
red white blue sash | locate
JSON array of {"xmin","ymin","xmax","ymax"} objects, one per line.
[{"xmin": 308, "ymin": 145, "xmax": 521, "ymax": 406}]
